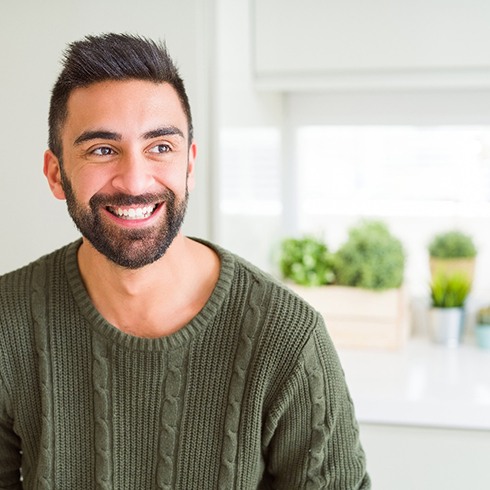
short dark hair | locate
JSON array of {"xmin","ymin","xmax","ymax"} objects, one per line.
[{"xmin": 48, "ymin": 32, "xmax": 193, "ymax": 159}]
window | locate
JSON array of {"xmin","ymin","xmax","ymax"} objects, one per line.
[
  {"xmin": 218, "ymin": 127, "xmax": 282, "ymax": 271},
  {"xmin": 297, "ymin": 126, "xmax": 490, "ymax": 217},
  {"xmin": 218, "ymin": 124, "xmax": 490, "ymax": 297},
  {"xmin": 219, "ymin": 128, "xmax": 281, "ymax": 215},
  {"xmin": 294, "ymin": 125, "xmax": 490, "ymax": 296}
]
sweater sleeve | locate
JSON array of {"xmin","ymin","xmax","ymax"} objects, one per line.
[
  {"xmin": 0, "ymin": 373, "xmax": 22, "ymax": 489},
  {"xmin": 262, "ymin": 317, "xmax": 371, "ymax": 489}
]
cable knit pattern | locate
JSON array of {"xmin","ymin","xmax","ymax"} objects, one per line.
[
  {"xmin": 0, "ymin": 239, "xmax": 370, "ymax": 489},
  {"xmin": 30, "ymin": 259, "xmax": 53, "ymax": 489},
  {"xmin": 218, "ymin": 274, "xmax": 267, "ymax": 488},
  {"xmin": 92, "ymin": 337, "xmax": 112, "ymax": 489},
  {"xmin": 304, "ymin": 338, "xmax": 327, "ymax": 488},
  {"xmin": 157, "ymin": 348, "xmax": 185, "ymax": 489}
]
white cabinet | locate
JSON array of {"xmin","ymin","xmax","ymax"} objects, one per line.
[
  {"xmin": 252, "ymin": 0, "xmax": 490, "ymax": 90},
  {"xmin": 360, "ymin": 423, "xmax": 490, "ymax": 490},
  {"xmin": 337, "ymin": 339, "xmax": 490, "ymax": 488}
]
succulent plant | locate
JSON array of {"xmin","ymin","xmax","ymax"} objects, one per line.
[
  {"xmin": 430, "ymin": 272, "xmax": 471, "ymax": 308},
  {"xmin": 476, "ymin": 306, "xmax": 490, "ymax": 325}
]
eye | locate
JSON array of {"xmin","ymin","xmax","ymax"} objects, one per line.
[
  {"xmin": 148, "ymin": 143, "xmax": 171, "ymax": 154},
  {"xmin": 92, "ymin": 146, "xmax": 115, "ymax": 156}
]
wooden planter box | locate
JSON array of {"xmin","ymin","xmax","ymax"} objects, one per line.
[{"xmin": 289, "ymin": 284, "xmax": 410, "ymax": 350}]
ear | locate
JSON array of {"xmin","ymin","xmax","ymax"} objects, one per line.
[
  {"xmin": 186, "ymin": 141, "xmax": 197, "ymax": 192},
  {"xmin": 43, "ymin": 150, "xmax": 66, "ymax": 200}
]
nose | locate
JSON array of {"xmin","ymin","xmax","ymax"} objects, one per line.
[{"xmin": 111, "ymin": 152, "xmax": 155, "ymax": 195}]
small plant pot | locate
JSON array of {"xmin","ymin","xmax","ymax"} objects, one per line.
[
  {"xmin": 475, "ymin": 324, "xmax": 490, "ymax": 349},
  {"xmin": 429, "ymin": 257, "xmax": 475, "ymax": 285},
  {"xmin": 428, "ymin": 307, "xmax": 465, "ymax": 347}
]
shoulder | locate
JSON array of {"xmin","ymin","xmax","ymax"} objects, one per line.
[
  {"xmin": 0, "ymin": 241, "xmax": 79, "ymax": 384},
  {"xmin": 0, "ymin": 241, "xmax": 78, "ymax": 294},
  {"xmin": 0, "ymin": 241, "xmax": 79, "ymax": 331},
  {"xmin": 198, "ymin": 238, "xmax": 324, "ymax": 349}
]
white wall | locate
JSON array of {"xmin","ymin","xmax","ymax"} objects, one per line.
[
  {"xmin": 216, "ymin": 0, "xmax": 284, "ymax": 270},
  {"xmin": 0, "ymin": 0, "xmax": 214, "ymax": 274}
]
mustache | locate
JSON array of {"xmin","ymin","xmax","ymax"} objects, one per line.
[{"xmin": 89, "ymin": 190, "xmax": 174, "ymax": 209}]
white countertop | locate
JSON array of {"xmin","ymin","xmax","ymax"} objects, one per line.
[{"xmin": 337, "ymin": 338, "xmax": 490, "ymax": 430}]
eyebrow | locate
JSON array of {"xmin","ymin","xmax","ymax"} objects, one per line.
[
  {"xmin": 142, "ymin": 126, "xmax": 185, "ymax": 140},
  {"xmin": 73, "ymin": 126, "xmax": 185, "ymax": 146},
  {"xmin": 74, "ymin": 130, "xmax": 121, "ymax": 146}
]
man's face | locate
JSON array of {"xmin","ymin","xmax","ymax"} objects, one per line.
[{"xmin": 45, "ymin": 80, "xmax": 196, "ymax": 269}]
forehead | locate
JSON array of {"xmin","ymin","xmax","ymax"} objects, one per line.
[{"xmin": 63, "ymin": 80, "xmax": 188, "ymax": 139}]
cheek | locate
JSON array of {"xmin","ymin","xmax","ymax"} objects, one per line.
[
  {"xmin": 155, "ymin": 166, "xmax": 190, "ymax": 193},
  {"xmin": 69, "ymin": 170, "xmax": 113, "ymax": 203}
]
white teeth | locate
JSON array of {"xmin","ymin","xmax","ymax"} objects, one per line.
[{"xmin": 112, "ymin": 205, "xmax": 156, "ymax": 220}]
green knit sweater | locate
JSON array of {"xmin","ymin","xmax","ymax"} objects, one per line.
[{"xmin": 0, "ymin": 239, "xmax": 370, "ymax": 489}]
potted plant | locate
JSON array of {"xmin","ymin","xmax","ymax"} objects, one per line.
[
  {"xmin": 333, "ymin": 220, "xmax": 405, "ymax": 291},
  {"xmin": 428, "ymin": 272, "xmax": 471, "ymax": 347},
  {"xmin": 279, "ymin": 235, "xmax": 335, "ymax": 286},
  {"xmin": 280, "ymin": 220, "xmax": 409, "ymax": 349},
  {"xmin": 475, "ymin": 306, "xmax": 490, "ymax": 349},
  {"xmin": 428, "ymin": 230, "xmax": 477, "ymax": 285}
]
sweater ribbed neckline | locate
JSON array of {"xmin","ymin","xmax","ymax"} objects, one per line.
[{"xmin": 63, "ymin": 238, "xmax": 235, "ymax": 352}]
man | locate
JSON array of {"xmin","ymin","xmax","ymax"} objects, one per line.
[{"xmin": 0, "ymin": 33, "xmax": 370, "ymax": 488}]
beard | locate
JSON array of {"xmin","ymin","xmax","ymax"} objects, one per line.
[{"xmin": 60, "ymin": 169, "xmax": 189, "ymax": 269}]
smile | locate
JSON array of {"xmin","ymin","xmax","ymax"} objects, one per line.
[{"xmin": 106, "ymin": 204, "xmax": 159, "ymax": 220}]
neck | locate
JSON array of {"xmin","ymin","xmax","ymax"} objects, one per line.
[{"xmin": 77, "ymin": 234, "xmax": 220, "ymax": 337}]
